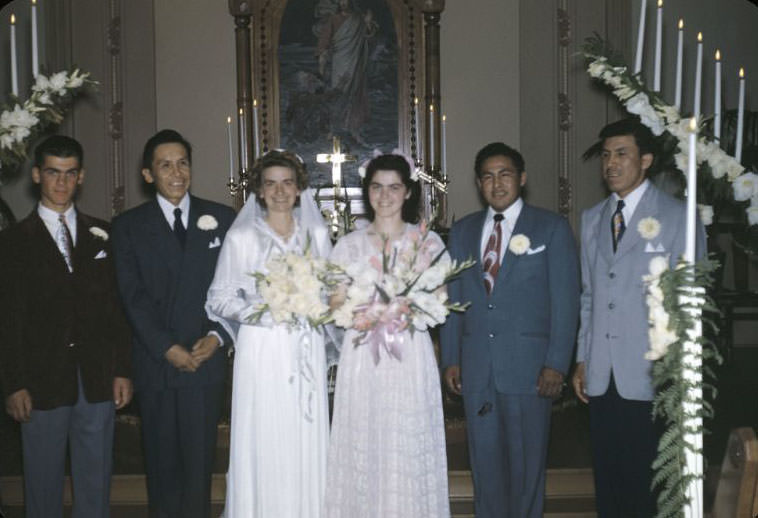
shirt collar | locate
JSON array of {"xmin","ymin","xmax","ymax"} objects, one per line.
[
  {"xmin": 612, "ymin": 179, "xmax": 649, "ymax": 217},
  {"xmin": 487, "ymin": 197, "xmax": 524, "ymax": 229},
  {"xmin": 37, "ymin": 202, "xmax": 76, "ymax": 227},
  {"xmin": 156, "ymin": 193, "xmax": 190, "ymax": 224}
]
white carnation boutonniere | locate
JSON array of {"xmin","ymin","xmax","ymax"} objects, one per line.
[
  {"xmin": 197, "ymin": 214, "xmax": 218, "ymax": 231},
  {"xmin": 508, "ymin": 234, "xmax": 530, "ymax": 255},
  {"xmin": 637, "ymin": 217, "xmax": 661, "ymax": 240},
  {"xmin": 89, "ymin": 226, "xmax": 108, "ymax": 240}
]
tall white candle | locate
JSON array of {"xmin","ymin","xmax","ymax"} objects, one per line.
[
  {"xmin": 736, "ymin": 67, "xmax": 745, "ymax": 163},
  {"xmin": 429, "ymin": 104, "xmax": 435, "ymax": 171},
  {"xmin": 238, "ymin": 108, "xmax": 248, "ymax": 171},
  {"xmin": 685, "ymin": 117, "xmax": 697, "ymax": 264},
  {"xmin": 252, "ymin": 99, "xmax": 260, "ymax": 158},
  {"xmin": 674, "ymin": 19, "xmax": 684, "ymax": 110},
  {"xmin": 634, "ymin": 0, "xmax": 647, "ymax": 75},
  {"xmin": 441, "ymin": 114, "xmax": 447, "ymax": 178},
  {"xmin": 714, "ymin": 51, "xmax": 722, "ymax": 141},
  {"xmin": 31, "ymin": 0, "xmax": 39, "ymax": 77},
  {"xmin": 414, "ymin": 97, "xmax": 422, "ymax": 163},
  {"xmin": 654, "ymin": 0, "xmax": 663, "ymax": 91},
  {"xmin": 10, "ymin": 14, "xmax": 18, "ymax": 97},
  {"xmin": 226, "ymin": 116, "xmax": 234, "ymax": 182},
  {"xmin": 693, "ymin": 32, "xmax": 703, "ymax": 120}
]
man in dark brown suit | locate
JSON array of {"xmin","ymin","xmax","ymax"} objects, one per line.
[{"xmin": 0, "ymin": 135, "xmax": 132, "ymax": 518}]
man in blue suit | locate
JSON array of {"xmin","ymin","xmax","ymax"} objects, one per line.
[
  {"xmin": 441, "ymin": 142, "xmax": 580, "ymax": 518},
  {"xmin": 572, "ymin": 119, "xmax": 705, "ymax": 517},
  {"xmin": 112, "ymin": 129, "xmax": 236, "ymax": 518}
]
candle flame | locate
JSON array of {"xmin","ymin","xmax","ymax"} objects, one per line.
[
  {"xmin": 657, "ymin": 0, "xmax": 662, "ymax": 7},
  {"xmin": 429, "ymin": 104, "xmax": 434, "ymax": 112},
  {"xmin": 715, "ymin": 50, "xmax": 721, "ymax": 61},
  {"xmin": 226, "ymin": 116, "xmax": 231, "ymax": 124},
  {"xmin": 740, "ymin": 67, "xmax": 745, "ymax": 79},
  {"xmin": 678, "ymin": 19, "xmax": 683, "ymax": 29},
  {"xmin": 32, "ymin": 0, "xmax": 37, "ymax": 5},
  {"xmin": 414, "ymin": 97, "xmax": 419, "ymax": 105},
  {"xmin": 10, "ymin": 14, "xmax": 15, "ymax": 24},
  {"xmin": 442, "ymin": 115, "xmax": 446, "ymax": 122},
  {"xmin": 697, "ymin": 32, "xmax": 702, "ymax": 42},
  {"xmin": 689, "ymin": 117, "xmax": 697, "ymax": 132},
  {"xmin": 238, "ymin": 108, "xmax": 243, "ymax": 115},
  {"xmin": 253, "ymin": 99, "xmax": 258, "ymax": 107}
]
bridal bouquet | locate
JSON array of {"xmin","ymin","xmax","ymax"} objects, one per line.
[
  {"xmin": 247, "ymin": 238, "xmax": 337, "ymax": 328},
  {"xmin": 333, "ymin": 224, "xmax": 475, "ymax": 364}
]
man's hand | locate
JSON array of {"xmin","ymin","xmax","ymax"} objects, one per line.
[
  {"xmin": 537, "ymin": 367, "xmax": 565, "ymax": 399},
  {"xmin": 443, "ymin": 365, "xmax": 462, "ymax": 396},
  {"xmin": 6, "ymin": 389, "xmax": 32, "ymax": 423},
  {"xmin": 165, "ymin": 345, "xmax": 200, "ymax": 372},
  {"xmin": 190, "ymin": 335, "xmax": 220, "ymax": 364},
  {"xmin": 113, "ymin": 377, "xmax": 133, "ymax": 410},
  {"xmin": 572, "ymin": 362, "xmax": 589, "ymax": 404}
]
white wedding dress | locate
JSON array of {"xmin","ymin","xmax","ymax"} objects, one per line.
[
  {"xmin": 206, "ymin": 194, "xmax": 332, "ymax": 518},
  {"xmin": 324, "ymin": 225, "xmax": 451, "ymax": 518}
]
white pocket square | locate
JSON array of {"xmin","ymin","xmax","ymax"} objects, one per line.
[
  {"xmin": 95, "ymin": 250, "xmax": 107, "ymax": 259},
  {"xmin": 208, "ymin": 237, "xmax": 221, "ymax": 249},
  {"xmin": 526, "ymin": 245, "xmax": 546, "ymax": 255},
  {"xmin": 644, "ymin": 242, "xmax": 666, "ymax": 253}
]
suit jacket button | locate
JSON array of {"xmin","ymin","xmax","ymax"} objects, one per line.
[
  {"xmin": 488, "ymin": 333, "xmax": 495, "ymax": 339},
  {"xmin": 609, "ymin": 272, "xmax": 616, "ymax": 279},
  {"xmin": 487, "ymin": 304, "xmax": 494, "ymax": 310},
  {"xmin": 605, "ymin": 333, "xmax": 610, "ymax": 339},
  {"xmin": 608, "ymin": 302, "xmax": 615, "ymax": 310},
  {"xmin": 68, "ymin": 342, "xmax": 75, "ymax": 348}
]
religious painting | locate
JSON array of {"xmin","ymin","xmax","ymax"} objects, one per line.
[{"xmin": 278, "ymin": 0, "xmax": 399, "ymax": 187}]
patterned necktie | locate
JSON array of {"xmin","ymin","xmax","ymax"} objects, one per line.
[
  {"xmin": 57, "ymin": 213, "xmax": 74, "ymax": 272},
  {"xmin": 611, "ymin": 199, "xmax": 626, "ymax": 253},
  {"xmin": 483, "ymin": 214, "xmax": 504, "ymax": 295},
  {"xmin": 173, "ymin": 207, "xmax": 186, "ymax": 246}
]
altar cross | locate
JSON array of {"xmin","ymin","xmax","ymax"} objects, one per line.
[{"xmin": 316, "ymin": 137, "xmax": 356, "ymax": 188}]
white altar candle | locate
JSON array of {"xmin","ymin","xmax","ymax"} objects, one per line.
[
  {"xmin": 226, "ymin": 116, "xmax": 234, "ymax": 182},
  {"xmin": 441, "ymin": 114, "xmax": 447, "ymax": 178},
  {"xmin": 685, "ymin": 117, "xmax": 697, "ymax": 264},
  {"xmin": 429, "ymin": 104, "xmax": 435, "ymax": 171},
  {"xmin": 654, "ymin": 0, "xmax": 663, "ymax": 91},
  {"xmin": 713, "ymin": 49, "xmax": 721, "ymax": 145},
  {"xmin": 238, "ymin": 108, "xmax": 248, "ymax": 170},
  {"xmin": 674, "ymin": 19, "xmax": 683, "ymax": 110},
  {"xmin": 414, "ymin": 97, "xmax": 422, "ymax": 163},
  {"xmin": 10, "ymin": 14, "xmax": 18, "ymax": 97},
  {"xmin": 693, "ymin": 32, "xmax": 703, "ymax": 120},
  {"xmin": 252, "ymin": 99, "xmax": 260, "ymax": 158},
  {"xmin": 736, "ymin": 67, "xmax": 745, "ymax": 163},
  {"xmin": 634, "ymin": 0, "xmax": 647, "ymax": 75},
  {"xmin": 31, "ymin": 0, "xmax": 39, "ymax": 77}
]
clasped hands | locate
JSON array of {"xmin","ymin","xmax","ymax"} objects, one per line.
[
  {"xmin": 164, "ymin": 334, "xmax": 220, "ymax": 373},
  {"xmin": 443, "ymin": 365, "xmax": 565, "ymax": 399}
]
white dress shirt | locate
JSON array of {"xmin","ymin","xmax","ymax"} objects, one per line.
[
  {"xmin": 611, "ymin": 179, "xmax": 649, "ymax": 223},
  {"xmin": 480, "ymin": 197, "xmax": 524, "ymax": 264},
  {"xmin": 38, "ymin": 203, "xmax": 77, "ymax": 245},
  {"xmin": 157, "ymin": 192, "xmax": 190, "ymax": 228}
]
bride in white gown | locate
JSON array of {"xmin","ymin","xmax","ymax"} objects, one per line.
[
  {"xmin": 206, "ymin": 151, "xmax": 332, "ymax": 518},
  {"xmin": 325, "ymin": 154, "xmax": 451, "ymax": 518}
]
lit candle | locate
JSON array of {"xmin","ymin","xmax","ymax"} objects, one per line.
[
  {"xmin": 10, "ymin": 14, "xmax": 18, "ymax": 97},
  {"xmin": 226, "ymin": 116, "xmax": 234, "ymax": 182},
  {"xmin": 414, "ymin": 97, "xmax": 422, "ymax": 163},
  {"xmin": 713, "ymin": 49, "xmax": 721, "ymax": 145},
  {"xmin": 685, "ymin": 117, "xmax": 697, "ymax": 264},
  {"xmin": 736, "ymin": 67, "xmax": 745, "ymax": 163},
  {"xmin": 441, "ymin": 114, "xmax": 447, "ymax": 178},
  {"xmin": 693, "ymin": 32, "xmax": 703, "ymax": 120},
  {"xmin": 429, "ymin": 104, "xmax": 435, "ymax": 171},
  {"xmin": 31, "ymin": 0, "xmax": 39, "ymax": 77},
  {"xmin": 252, "ymin": 99, "xmax": 260, "ymax": 158},
  {"xmin": 674, "ymin": 19, "xmax": 683, "ymax": 110},
  {"xmin": 634, "ymin": 0, "xmax": 647, "ymax": 75},
  {"xmin": 654, "ymin": 0, "xmax": 663, "ymax": 91},
  {"xmin": 238, "ymin": 107, "xmax": 248, "ymax": 171}
]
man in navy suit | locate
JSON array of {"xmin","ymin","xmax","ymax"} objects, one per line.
[
  {"xmin": 572, "ymin": 119, "xmax": 706, "ymax": 517},
  {"xmin": 112, "ymin": 129, "xmax": 235, "ymax": 518},
  {"xmin": 0, "ymin": 135, "xmax": 132, "ymax": 517},
  {"xmin": 441, "ymin": 142, "xmax": 580, "ymax": 518}
]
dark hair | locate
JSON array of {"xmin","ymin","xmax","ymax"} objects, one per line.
[
  {"xmin": 250, "ymin": 149, "xmax": 309, "ymax": 207},
  {"xmin": 598, "ymin": 118, "xmax": 656, "ymax": 157},
  {"xmin": 361, "ymin": 154, "xmax": 420, "ymax": 223},
  {"xmin": 474, "ymin": 142, "xmax": 525, "ymax": 177},
  {"xmin": 34, "ymin": 135, "xmax": 83, "ymax": 168},
  {"xmin": 141, "ymin": 129, "xmax": 192, "ymax": 170}
]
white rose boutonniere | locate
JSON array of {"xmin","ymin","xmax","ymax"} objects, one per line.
[
  {"xmin": 637, "ymin": 217, "xmax": 661, "ymax": 240},
  {"xmin": 89, "ymin": 226, "xmax": 109, "ymax": 240},
  {"xmin": 197, "ymin": 215, "xmax": 218, "ymax": 231},
  {"xmin": 508, "ymin": 234, "xmax": 530, "ymax": 255}
]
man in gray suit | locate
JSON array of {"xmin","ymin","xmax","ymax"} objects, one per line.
[
  {"xmin": 441, "ymin": 142, "xmax": 580, "ymax": 518},
  {"xmin": 572, "ymin": 119, "xmax": 705, "ymax": 517}
]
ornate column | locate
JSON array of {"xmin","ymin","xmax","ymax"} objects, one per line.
[{"xmin": 229, "ymin": 0, "xmax": 255, "ymax": 208}]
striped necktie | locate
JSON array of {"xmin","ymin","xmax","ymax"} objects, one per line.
[
  {"xmin": 57, "ymin": 213, "xmax": 74, "ymax": 272},
  {"xmin": 173, "ymin": 207, "xmax": 187, "ymax": 246},
  {"xmin": 611, "ymin": 199, "xmax": 626, "ymax": 253},
  {"xmin": 483, "ymin": 214, "xmax": 504, "ymax": 295}
]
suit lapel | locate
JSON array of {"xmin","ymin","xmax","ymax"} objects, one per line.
[
  {"xmin": 614, "ymin": 185, "xmax": 659, "ymax": 262},
  {"xmin": 28, "ymin": 210, "xmax": 71, "ymax": 274},
  {"xmin": 496, "ymin": 204, "xmax": 536, "ymax": 289},
  {"xmin": 180, "ymin": 197, "xmax": 207, "ymax": 277},
  {"xmin": 72, "ymin": 213, "xmax": 101, "ymax": 272},
  {"xmin": 145, "ymin": 199, "xmax": 183, "ymax": 273},
  {"xmin": 596, "ymin": 198, "xmax": 615, "ymax": 265},
  {"xmin": 467, "ymin": 210, "xmax": 488, "ymax": 298}
]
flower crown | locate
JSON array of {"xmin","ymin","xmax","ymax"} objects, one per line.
[{"xmin": 357, "ymin": 148, "xmax": 420, "ymax": 182}]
